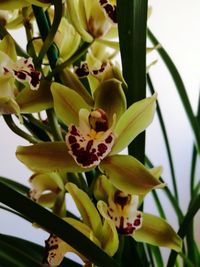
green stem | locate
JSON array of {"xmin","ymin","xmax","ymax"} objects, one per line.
[
  {"xmin": 32, "ymin": 4, "xmax": 58, "ymax": 69},
  {"xmin": 47, "ymin": 42, "xmax": 91, "ymax": 80},
  {"xmin": 3, "ymin": 115, "xmax": 39, "ymax": 144},
  {"xmin": 148, "ymin": 29, "xmax": 200, "ymax": 152},
  {"xmin": 37, "ymin": 0, "xmax": 63, "ymax": 64},
  {"xmin": 167, "ymin": 194, "xmax": 200, "ymax": 267},
  {"xmin": 22, "ymin": 7, "xmax": 37, "ymax": 60},
  {"xmin": 147, "ymin": 74, "xmax": 179, "ymax": 202},
  {"xmin": 46, "ymin": 109, "xmax": 63, "ymax": 141}
]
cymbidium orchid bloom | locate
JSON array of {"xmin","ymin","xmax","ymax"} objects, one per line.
[
  {"xmin": 0, "ymin": 0, "xmax": 50, "ymax": 10},
  {"xmin": 28, "ymin": 172, "xmax": 66, "ymax": 216},
  {"xmin": 94, "ymin": 175, "xmax": 182, "ymax": 252},
  {"xmin": 0, "ymin": 35, "xmax": 52, "ymax": 115},
  {"xmin": 66, "ymin": 0, "xmax": 117, "ymax": 42},
  {"xmin": 16, "ymin": 78, "xmax": 167, "ymax": 196},
  {"xmin": 43, "ymin": 182, "xmax": 119, "ymax": 266}
]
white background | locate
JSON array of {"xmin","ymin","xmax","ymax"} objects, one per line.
[{"xmin": 0, "ymin": 0, "xmax": 200, "ymax": 263}]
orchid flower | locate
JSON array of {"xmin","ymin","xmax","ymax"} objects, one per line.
[
  {"xmin": 28, "ymin": 172, "xmax": 66, "ymax": 217},
  {"xmin": 16, "ymin": 76, "xmax": 165, "ymax": 196},
  {"xmin": 66, "ymin": 0, "xmax": 117, "ymax": 42},
  {"xmin": 0, "ymin": 35, "xmax": 53, "ymax": 115},
  {"xmin": 43, "ymin": 182, "xmax": 118, "ymax": 266},
  {"xmin": 0, "ymin": 0, "xmax": 50, "ymax": 10},
  {"xmin": 94, "ymin": 175, "xmax": 182, "ymax": 252}
]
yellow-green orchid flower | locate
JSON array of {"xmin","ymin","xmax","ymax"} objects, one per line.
[
  {"xmin": 43, "ymin": 182, "xmax": 118, "ymax": 266},
  {"xmin": 16, "ymin": 78, "xmax": 165, "ymax": 196},
  {"xmin": 28, "ymin": 172, "xmax": 66, "ymax": 216},
  {"xmin": 94, "ymin": 175, "xmax": 182, "ymax": 252},
  {"xmin": 74, "ymin": 42, "xmax": 123, "ymax": 94},
  {"xmin": 33, "ymin": 15, "xmax": 81, "ymax": 63},
  {"xmin": 66, "ymin": 0, "xmax": 117, "ymax": 42},
  {"xmin": 0, "ymin": 7, "xmax": 33, "ymax": 29},
  {"xmin": 0, "ymin": 0, "xmax": 50, "ymax": 10},
  {"xmin": 0, "ymin": 35, "xmax": 52, "ymax": 115}
]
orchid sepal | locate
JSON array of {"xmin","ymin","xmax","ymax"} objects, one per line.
[
  {"xmin": 99, "ymin": 154, "xmax": 165, "ymax": 195},
  {"xmin": 51, "ymin": 82, "xmax": 92, "ymax": 126},
  {"xmin": 16, "ymin": 142, "xmax": 93, "ymax": 173},
  {"xmin": 133, "ymin": 213, "xmax": 182, "ymax": 252},
  {"xmin": 65, "ymin": 182, "xmax": 102, "ymax": 237},
  {"xmin": 16, "ymin": 80, "xmax": 53, "ymax": 113},
  {"xmin": 94, "ymin": 78, "xmax": 127, "ymax": 124},
  {"xmin": 111, "ymin": 93, "xmax": 157, "ymax": 155}
]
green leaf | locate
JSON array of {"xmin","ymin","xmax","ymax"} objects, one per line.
[
  {"xmin": 0, "ymin": 182, "xmax": 120, "ymax": 267},
  {"xmin": 99, "ymin": 154, "xmax": 164, "ymax": 195},
  {"xmin": 51, "ymin": 82, "xmax": 92, "ymax": 126},
  {"xmin": 94, "ymin": 79, "xmax": 127, "ymax": 124},
  {"xmin": 0, "ymin": 234, "xmax": 81, "ymax": 267},
  {"xmin": 134, "ymin": 213, "xmax": 182, "ymax": 252},
  {"xmin": 117, "ymin": 0, "xmax": 148, "ymax": 164},
  {"xmin": 16, "ymin": 80, "xmax": 53, "ymax": 113},
  {"xmin": 0, "ymin": 176, "xmax": 29, "ymax": 195},
  {"xmin": 66, "ymin": 183, "xmax": 102, "ymax": 236},
  {"xmin": 16, "ymin": 142, "xmax": 92, "ymax": 173},
  {"xmin": 148, "ymin": 29, "xmax": 200, "ymax": 152},
  {"xmin": 111, "ymin": 94, "xmax": 157, "ymax": 155}
]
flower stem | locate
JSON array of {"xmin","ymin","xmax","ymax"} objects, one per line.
[{"xmin": 3, "ymin": 115, "xmax": 39, "ymax": 144}]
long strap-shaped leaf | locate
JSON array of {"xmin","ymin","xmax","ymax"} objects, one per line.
[
  {"xmin": 148, "ymin": 29, "xmax": 200, "ymax": 152},
  {"xmin": 117, "ymin": 0, "xmax": 148, "ymax": 163},
  {"xmin": 0, "ymin": 182, "xmax": 120, "ymax": 267},
  {"xmin": 166, "ymin": 194, "xmax": 200, "ymax": 267},
  {"xmin": 117, "ymin": 1, "xmax": 149, "ymax": 266}
]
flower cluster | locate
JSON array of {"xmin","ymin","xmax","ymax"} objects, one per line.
[{"xmin": 0, "ymin": 1, "xmax": 182, "ymax": 266}]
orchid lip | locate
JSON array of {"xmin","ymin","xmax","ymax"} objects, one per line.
[{"xmin": 65, "ymin": 109, "xmax": 115, "ymax": 168}]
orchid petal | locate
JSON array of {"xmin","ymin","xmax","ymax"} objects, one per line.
[
  {"xmin": 133, "ymin": 213, "xmax": 182, "ymax": 252},
  {"xmin": 93, "ymin": 174, "xmax": 115, "ymax": 202},
  {"xmin": 97, "ymin": 201, "xmax": 119, "ymax": 256},
  {"xmin": 65, "ymin": 182, "xmax": 102, "ymax": 237},
  {"xmin": 24, "ymin": 0, "xmax": 50, "ymax": 7},
  {"xmin": 29, "ymin": 172, "xmax": 64, "ymax": 203},
  {"xmin": 139, "ymin": 166, "xmax": 163, "ymax": 205},
  {"xmin": 99, "ymin": 155, "xmax": 165, "ymax": 195},
  {"xmin": 0, "ymin": 0, "xmax": 29, "ymax": 10},
  {"xmin": 55, "ymin": 17, "xmax": 81, "ymax": 61},
  {"xmin": 0, "ymin": 35, "xmax": 16, "ymax": 61},
  {"xmin": 59, "ymin": 68, "xmax": 94, "ymax": 106},
  {"xmin": 66, "ymin": 109, "xmax": 115, "ymax": 168},
  {"xmin": 94, "ymin": 78, "xmax": 126, "ymax": 124},
  {"xmin": 51, "ymin": 82, "xmax": 92, "ymax": 126},
  {"xmin": 16, "ymin": 80, "xmax": 53, "ymax": 113},
  {"xmin": 0, "ymin": 96, "xmax": 20, "ymax": 115},
  {"xmin": 44, "ymin": 217, "xmax": 101, "ymax": 266},
  {"xmin": 16, "ymin": 142, "xmax": 91, "ymax": 173},
  {"xmin": 111, "ymin": 94, "xmax": 157, "ymax": 155},
  {"xmin": 67, "ymin": 0, "xmax": 93, "ymax": 42}
]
